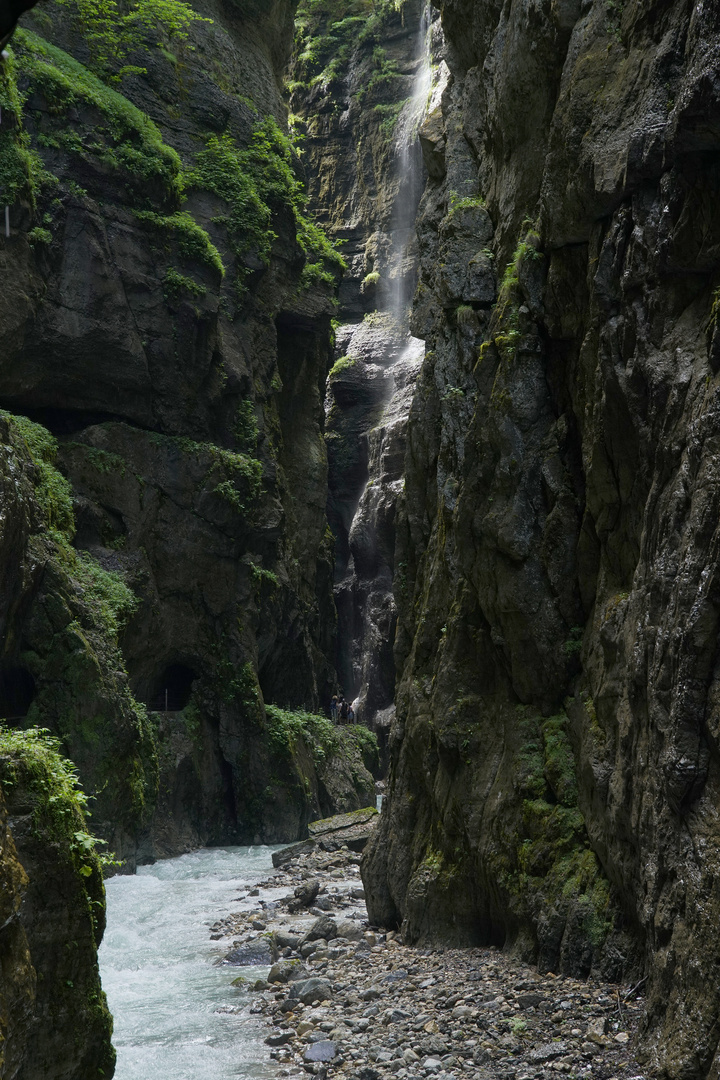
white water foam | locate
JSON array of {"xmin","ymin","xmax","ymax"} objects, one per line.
[{"xmin": 99, "ymin": 847, "xmax": 282, "ymax": 1080}]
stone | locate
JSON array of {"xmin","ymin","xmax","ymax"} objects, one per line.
[
  {"xmin": 268, "ymin": 960, "xmax": 305, "ymax": 984},
  {"xmin": 266, "ymin": 1030, "xmax": 294, "ymax": 1047},
  {"xmin": 586, "ymin": 1018, "xmax": 609, "ymax": 1046},
  {"xmin": 273, "ymin": 841, "xmax": 317, "ymax": 870},
  {"xmin": 303, "ymin": 1041, "xmax": 337, "ymax": 1063},
  {"xmin": 288, "ymin": 978, "xmax": 334, "ymax": 1006},
  {"xmin": 422, "ymin": 1058, "xmax": 443, "ymax": 1074},
  {"xmin": 225, "ymin": 938, "xmax": 277, "ymax": 966},
  {"xmin": 295, "ymin": 881, "xmax": 321, "ymax": 907}
]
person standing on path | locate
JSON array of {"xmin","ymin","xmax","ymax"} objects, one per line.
[
  {"xmin": 347, "ymin": 704, "xmax": 355, "ymax": 723},
  {"xmin": 339, "ymin": 698, "xmax": 348, "ymax": 724},
  {"xmin": 330, "ymin": 695, "xmax": 338, "ymax": 722}
]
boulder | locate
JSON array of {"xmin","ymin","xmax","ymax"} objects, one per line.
[
  {"xmin": 288, "ymin": 977, "xmax": 334, "ymax": 1005},
  {"xmin": 303, "ymin": 1040, "xmax": 337, "ymax": 1063}
]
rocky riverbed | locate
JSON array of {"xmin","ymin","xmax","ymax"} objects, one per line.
[{"xmin": 209, "ymin": 826, "xmax": 648, "ymax": 1080}]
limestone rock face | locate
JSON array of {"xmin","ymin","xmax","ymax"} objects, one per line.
[
  {"xmin": 0, "ymin": 0, "xmax": 362, "ymax": 864},
  {"xmin": 362, "ymin": 1, "xmax": 720, "ymax": 1077}
]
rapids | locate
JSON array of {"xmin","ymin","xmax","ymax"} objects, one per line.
[{"xmin": 99, "ymin": 847, "xmax": 282, "ymax": 1080}]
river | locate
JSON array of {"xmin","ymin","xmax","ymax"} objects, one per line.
[{"xmin": 98, "ymin": 846, "xmax": 282, "ymax": 1080}]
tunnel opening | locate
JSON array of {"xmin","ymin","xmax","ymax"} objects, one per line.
[
  {"xmin": 148, "ymin": 663, "xmax": 197, "ymax": 711},
  {"xmin": 0, "ymin": 666, "xmax": 36, "ymax": 721}
]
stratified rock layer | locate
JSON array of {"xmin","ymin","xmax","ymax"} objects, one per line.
[{"xmin": 363, "ymin": 2, "xmax": 720, "ymax": 1078}]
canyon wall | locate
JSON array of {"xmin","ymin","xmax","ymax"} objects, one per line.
[
  {"xmin": 0, "ymin": 0, "xmax": 376, "ymax": 875},
  {"xmin": 0, "ymin": 731, "xmax": 114, "ymax": 1079},
  {"xmin": 363, "ymin": 1, "xmax": 720, "ymax": 1077}
]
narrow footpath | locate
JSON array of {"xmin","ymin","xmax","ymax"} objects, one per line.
[{"xmin": 211, "ymin": 825, "xmax": 648, "ymax": 1080}]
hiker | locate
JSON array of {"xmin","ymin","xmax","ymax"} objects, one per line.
[
  {"xmin": 339, "ymin": 698, "xmax": 348, "ymax": 723},
  {"xmin": 330, "ymin": 695, "xmax": 338, "ymax": 722},
  {"xmin": 347, "ymin": 704, "xmax": 355, "ymax": 723}
]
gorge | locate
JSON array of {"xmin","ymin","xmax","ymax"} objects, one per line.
[{"xmin": 0, "ymin": 0, "xmax": 720, "ymax": 1079}]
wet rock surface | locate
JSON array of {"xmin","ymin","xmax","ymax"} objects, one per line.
[
  {"xmin": 362, "ymin": 1, "xmax": 720, "ymax": 1076},
  {"xmin": 212, "ymin": 839, "xmax": 646, "ymax": 1080}
]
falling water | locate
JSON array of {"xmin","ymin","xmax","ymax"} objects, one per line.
[
  {"xmin": 389, "ymin": 3, "xmax": 433, "ymax": 321},
  {"xmin": 330, "ymin": 2, "xmax": 436, "ymax": 729}
]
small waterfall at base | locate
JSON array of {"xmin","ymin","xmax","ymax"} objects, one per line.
[{"xmin": 327, "ymin": 3, "xmax": 436, "ymax": 735}]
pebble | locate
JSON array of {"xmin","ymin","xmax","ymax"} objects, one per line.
[{"xmin": 212, "ymin": 843, "xmax": 648, "ymax": 1080}]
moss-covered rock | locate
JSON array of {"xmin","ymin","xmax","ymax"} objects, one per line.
[{"xmin": 0, "ymin": 726, "xmax": 114, "ymax": 1078}]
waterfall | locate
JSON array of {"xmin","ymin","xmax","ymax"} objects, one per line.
[
  {"xmin": 327, "ymin": 2, "xmax": 435, "ymax": 733},
  {"xmin": 389, "ymin": 3, "xmax": 433, "ymax": 322}
]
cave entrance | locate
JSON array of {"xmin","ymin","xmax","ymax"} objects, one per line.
[
  {"xmin": 149, "ymin": 663, "xmax": 196, "ymax": 711},
  {"xmin": 0, "ymin": 666, "xmax": 36, "ymax": 721}
]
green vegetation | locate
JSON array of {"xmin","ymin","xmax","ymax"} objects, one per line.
[
  {"xmin": 267, "ymin": 704, "xmax": 340, "ymax": 765},
  {"xmin": 329, "ymin": 355, "xmax": 356, "ymax": 378},
  {"xmin": 134, "ymin": 210, "xmax": 224, "ymax": 274},
  {"xmin": 448, "ymin": 190, "xmax": 486, "ymax": 216},
  {"xmin": 1, "ymin": 411, "xmax": 74, "ymax": 535},
  {"xmin": 564, "ymin": 625, "xmax": 584, "ymax": 657},
  {"xmin": 163, "ymin": 267, "xmax": 207, "ymax": 301},
  {"xmin": 291, "ymin": 0, "xmax": 408, "ymax": 104},
  {"xmin": 250, "ymin": 563, "xmax": 280, "ymax": 589},
  {"xmin": 0, "ymin": 726, "xmax": 111, "ymax": 872},
  {"xmin": 373, "ymin": 99, "xmax": 409, "ymax": 137},
  {"xmin": 184, "ymin": 118, "xmax": 344, "ymax": 297},
  {"xmin": 2, "ymin": 411, "xmax": 158, "ymax": 838},
  {"xmin": 16, "ymin": 29, "xmax": 183, "ymax": 207},
  {"xmin": 234, "ymin": 400, "xmax": 259, "ymax": 453},
  {"xmin": 346, "ymin": 723, "xmax": 379, "ymax": 758},
  {"xmin": 51, "ymin": 0, "xmax": 209, "ymax": 82},
  {"xmin": 67, "ymin": 444, "xmax": 127, "ymax": 478},
  {"xmin": 74, "ymin": 554, "xmax": 140, "ymax": 638},
  {"xmin": 0, "ymin": 44, "xmax": 55, "ymax": 207},
  {"xmin": 494, "ymin": 710, "xmax": 613, "ymax": 953},
  {"xmin": 266, "ymin": 704, "xmax": 379, "ymax": 778},
  {"xmin": 27, "ymin": 225, "xmax": 52, "ymax": 244}
]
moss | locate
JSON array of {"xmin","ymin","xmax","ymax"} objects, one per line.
[
  {"xmin": 266, "ymin": 704, "xmax": 339, "ymax": 765},
  {"xmin": 234, "ymin": 400, "xmax": 259, "ymax": 454},
  {"xmin": 2, "ymin": 413, "xmax": 159, "ymax": 842},
  {"xmin": 493, "ymin": 709, "xmax": 614, "ymax": 956},
  {"xmin": 564, "ymin": 624, "xmax": 584, "ymax": 657},
  {"xmin": 373, "ymin": 98, "xmax": 409, "ymax": 137},
  {"xmin": 150, "ymin": 431, "xmax": 262, "ymax": 511},
  {"xmin": 328, "ymin": 355, "xmax": 356, "ymax": 378},
  {"xmin": 0, "ymin": 44, "xmax": 55, "ymax": 208},
  {"xmin": 447, "ymin": 191, "xmax": 486, "ymax": 216},
  {"xmin": 184, "ymin": 118, "xmax": 344, "ymax": 299},
  {"xmin": 16, "ymin": 29, "xmax": 183, "ymax": 207},
  {"xmin": 66, "ymin": 444, "xmax": 127, "ymax": 478},
  {"xmin": 27, "ymin": 225, "xmax": 52, "ymax": 244},
  {"xmin": 250, "ymin": 563, "xmax": 280, "ymax": 589},
  {"xmin": 73, "ymin": 554, "xmax": 139, "ymax": 639},
  {"xmin": 163, "ymin": 267, "xmax": 207, "ymax": 301},
  {"xmin": 134, "ymin": 210, "xmax": 224, "ymax": 274},
  {"xmin": 542, "ymin": 714, "xmax": 578, "ymax": 807},
  {"xmin": 2, "ymin": 411, "xmax": 74, "ymax": 535}
]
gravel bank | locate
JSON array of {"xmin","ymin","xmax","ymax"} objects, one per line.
[{"xmin": 213, "ymin": 843, "xmax": 648, "ymax": 1080}]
